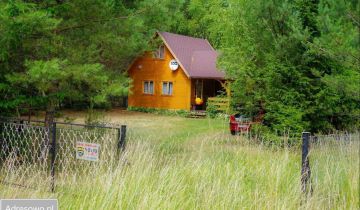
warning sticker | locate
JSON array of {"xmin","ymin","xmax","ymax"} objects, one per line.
[{"xmin": 76, "ymin": 142, "xmax": 100, "ymax": 162}]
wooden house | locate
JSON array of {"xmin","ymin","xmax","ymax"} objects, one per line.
[{"xmin": 128, "ymin": 32, "xmax": 225, "ymax": 111}]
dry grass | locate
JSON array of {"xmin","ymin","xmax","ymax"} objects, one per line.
[{"xmin": 1, "ymin": 109, "xmax": 359, "ymax": 209}]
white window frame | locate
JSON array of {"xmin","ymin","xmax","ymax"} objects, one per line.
[
  {"xmin": 143, "ymin": 81, "xmax": 154, "ymax": 94},
  {"xmin": 162, "ymin": 81, "xmax": 173, "ymax": 96}
]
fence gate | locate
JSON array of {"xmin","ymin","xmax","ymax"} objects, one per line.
[{"xmin": 0, "ymin": 119, "xmax": 126, "ymax": 191}]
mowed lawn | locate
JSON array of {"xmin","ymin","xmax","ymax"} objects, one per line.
[{"xmin": 1, "ymin": 109, "xmax": 359, "ymax": 209}]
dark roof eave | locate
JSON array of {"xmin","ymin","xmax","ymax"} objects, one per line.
[{"xmin": 190, "ymin": 76, "xmax": 226, "ymax": 80}]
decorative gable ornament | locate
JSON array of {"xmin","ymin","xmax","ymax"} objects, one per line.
[{"xmin": 169, "ymin": 59, "xmax": 179, "ymax": 71}]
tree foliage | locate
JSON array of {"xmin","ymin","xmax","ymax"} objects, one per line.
[
  {"xmin": 0, "ymin": 0, "xmax": 182, "ymax": 116},
  {"xmin": 0, "ymin": 0, "xmax": 358, "ymax": 133},
  {"xmin": 217, "ymin": 0, "xmax": 359, "ymax": 133}
]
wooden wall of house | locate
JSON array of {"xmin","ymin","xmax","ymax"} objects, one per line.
[{"xmin": 128, "ymin": 46, "xmax": 191, "ymax": 110}]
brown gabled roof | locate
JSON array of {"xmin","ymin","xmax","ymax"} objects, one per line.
[{"xmin": 158, "ymin": 32, "xmax": 225, "ymax": 79}]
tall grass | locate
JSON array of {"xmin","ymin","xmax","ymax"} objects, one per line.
[{"xmin": 0, "ymin": 115, "xmax": 359, "ymax": 209}]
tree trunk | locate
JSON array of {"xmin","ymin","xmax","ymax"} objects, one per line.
[
  {"xmin": 40, "ymin": 101, "xmax": 55, "ymax": 161},
  {"xmin": 45, "ymin": 102, "xmax": 55, "ymax": 128}
]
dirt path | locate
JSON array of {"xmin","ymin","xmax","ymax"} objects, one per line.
[{"xmin": 28, "ymin": 108, "xmax": 188, "ymax": 130}]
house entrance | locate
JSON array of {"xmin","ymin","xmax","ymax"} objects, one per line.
[{"xmin": 191, "ymin": 79, "xmax": 224, "ymax": 110}]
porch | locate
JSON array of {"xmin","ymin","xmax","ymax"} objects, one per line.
[{"xmin": 190, "ymin": 79, "xmax": 226, "ymax": 111}]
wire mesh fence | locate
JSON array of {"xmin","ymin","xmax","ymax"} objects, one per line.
[
  {"xmin": 309, "ymin": 132, "xmax": 360, "ymax": 163},
  {"xmin": 301, "ymin": 132, "xmax": 360, "ymax": 196},
  {"xmin": 0, "ymin": 121, "xmax": 51, "ymax": 189},
  {"xmin": 0, "ymin": 119, "xmax": 126, "ymax": 191},
  {"xmin": 55, "ymin": 124, "xmax": 121, "ymax": 184},
  {"xmin": 311, "ymin": 132, "xmax": 357, "ymax": 143},
  {"xmin": 309, "ymin": 132, "xmax": 359, "ymax": 167}
]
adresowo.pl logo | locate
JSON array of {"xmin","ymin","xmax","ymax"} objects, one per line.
[{"xmin": 0, "ymin": 199, "xmax": 58, "ymax": 210}]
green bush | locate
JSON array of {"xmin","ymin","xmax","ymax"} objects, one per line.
[
  {"xmin": 264, "ymin": 103, "xmax": 308, "ymax": 134},
  {"xmin": 127, "ymin": 106, "xmax": 190, "ymax": 117},
  {"xmin": 251, "ymin": 124, "xmax": 301, "ymax": 147},
  {"xmin": 206, "ymin": 102, "xmax": 218, "ymax": 118}
]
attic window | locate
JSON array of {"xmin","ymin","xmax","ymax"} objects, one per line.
[{"xmin": 153, "ymin": 45, "xmax": 165, "ymax": 59}]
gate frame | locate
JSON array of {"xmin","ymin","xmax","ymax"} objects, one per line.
[{"xmin": 0, "ymin": 117, "xmax": 127, "ymax": 192}]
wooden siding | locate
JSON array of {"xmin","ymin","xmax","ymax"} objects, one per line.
[{"xmin": 128, "ymin": 46, "xmax": 191, "ymax": 110}]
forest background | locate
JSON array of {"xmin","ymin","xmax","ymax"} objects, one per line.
[{"xmin": 0, "ymin": 0, "xmax": 359, "ymax": 134}]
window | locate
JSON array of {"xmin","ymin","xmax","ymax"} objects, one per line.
[
  {"xmin": 153, "ymin": 45, "xmax": 165, "ymax": 59},
  {"xmin": 162, "ymin": 82, "xmax": 173, "ymax": 95},
  {"xmin": 144, "ymin": 81, "xmax": 154, "ymax": 94}
]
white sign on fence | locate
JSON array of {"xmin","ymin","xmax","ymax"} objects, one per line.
[{"xmin": 76, "ymin": 142, "xmax": 100, "ymax": 162}]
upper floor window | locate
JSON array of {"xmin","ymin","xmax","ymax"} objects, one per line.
[
  {"xmin": 153, "ymin": 45, "xmax": 165, "ymax": 59},
  {"xmin": 144, "ymin": 81, "xmax": 154, "ymax": 94},
  {"xmin": 162, "ymin": 81, "xmax": 173, "ymax": 95}
]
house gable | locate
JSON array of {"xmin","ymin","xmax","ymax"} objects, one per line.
[
  {"xmin": 157, "ymin": 32, "xmax": 191, "ymax": 78},
  {"xmin": 157, "ymin": 32, "xmax": 225, "ymax": 79},
  {"xmin": 128, "ymin": 43, "xmax": 192, "ymax": 110}
]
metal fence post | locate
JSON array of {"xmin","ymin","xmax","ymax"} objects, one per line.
[
  {"xmin": 0, "ymin": 122, "xmax": 3, "ymax": 167},
  {"xmin": 118, "ymin": 125, "xmax": 127, "ymax": 151},
  {"xmin": 301, "ymin": 131, "xmax": 311, "ymax": 195},
  {"xmin": 50, "ymin": 122, "xmax": 56, "ymax": 192}
]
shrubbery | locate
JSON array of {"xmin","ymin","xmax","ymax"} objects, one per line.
[
  {"xmin": 250, "ymin": 124, "xmax": 301, "ymax": 147},
  {"xmin": 127, "ymin": 106, "xmax": 190, "ymax": 117},
  {"xmin": 205, "ymin": 102, "xmax": 218, "ymax": 119}
]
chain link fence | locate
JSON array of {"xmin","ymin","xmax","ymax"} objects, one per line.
[
  {"xmin": 301, "ymin": 132, "xmax": 359, "ymax": 195},
  {"xmin": 0, "ymin": 119, "xmax": 126, "ymax": 191}
]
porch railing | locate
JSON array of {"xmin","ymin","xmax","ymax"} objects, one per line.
[{"xmin": 207, "ymin": 97, "xmax": 230, "ymax": 113}]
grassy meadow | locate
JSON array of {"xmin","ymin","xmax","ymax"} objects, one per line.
[{"xmin": 0, "ymin": 110, "xmax": 359, "ymax": 209}]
